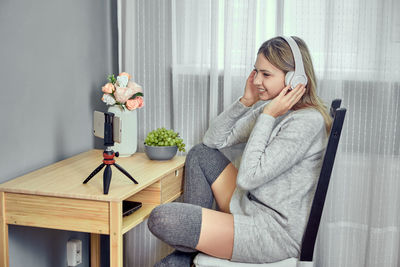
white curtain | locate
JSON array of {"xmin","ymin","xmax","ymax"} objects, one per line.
[{"xmin": 118, "ymin": 0, "xmax": 400, "ymax": 266}]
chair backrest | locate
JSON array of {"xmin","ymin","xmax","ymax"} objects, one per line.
[
  {"xmin": 299, "ymin": 99, "xmax": 347, "ymax": 261},
  {"xmin": 330, "ymin": 99, "xmax": 342, "ymax": 118}
]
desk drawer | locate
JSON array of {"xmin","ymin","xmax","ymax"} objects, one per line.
[
  {"xmin": 5, "ymin": 193, "xmax": 109, "ymax": 234},
  {"xmin": 126, "ymin": 167, "xmax": 184, "ymax": 205}
]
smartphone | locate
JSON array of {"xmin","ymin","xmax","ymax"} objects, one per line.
[
  {"xmin": 122, "ymin": 201, "xmax": 142, "ymax": 217},
  {"xmin": 93, "ymin": 111, "xmax": 122, "ymax": 143}
]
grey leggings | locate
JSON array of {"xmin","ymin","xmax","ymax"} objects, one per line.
[{"xmin": 148, "ymin": 143, "xmax": 231, "ymax": 252}]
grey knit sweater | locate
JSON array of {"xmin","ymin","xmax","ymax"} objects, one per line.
[{"xmin": 203, "ymin": 96, "xmax": 327, "ymax": 256}]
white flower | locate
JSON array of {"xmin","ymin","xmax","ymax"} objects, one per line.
[
  {"xmin": 117, "ymin": 75, "xmax": 129, "ymax": 87},
  {"xmin": 102, "ymin": 94, "xmax": 116, "ymax": 105}
]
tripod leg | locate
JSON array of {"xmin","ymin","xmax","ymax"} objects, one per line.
[
  {"xmin": 83, "ymin": 163, "xmax": 106, "ymax": 184},
  {"xmin": 103, "ymin": 165, "xmax": 112, "ymax": 194},
  {"xmin": 113, "ymin": 163, "xmax": 139, "ymax": 184}
]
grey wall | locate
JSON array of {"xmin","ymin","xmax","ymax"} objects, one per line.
[{"xmin": 0, "ymin": 0, "xmax": 118, "ymax": 266}]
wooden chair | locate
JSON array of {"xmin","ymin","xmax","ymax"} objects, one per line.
[{"xmin": 193, "ymin": 100, "xmax": 347, "ymax": 267}]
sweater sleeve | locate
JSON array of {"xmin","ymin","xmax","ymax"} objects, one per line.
[
  {"xmin": 236, "ymin": 110, "xmax": 325, "ymax": 191},
  {"xmin": 202, "ymin": 97, "xmax": 259, "ymax": 149}
]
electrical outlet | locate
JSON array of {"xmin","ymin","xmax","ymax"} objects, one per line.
[{"xmin": 67, "ymin": 239, "xmax": 82, "ymax": 266}]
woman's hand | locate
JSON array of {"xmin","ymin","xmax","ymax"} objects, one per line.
[
  {"xmin": 262, "ymin": 84, "xmax": 306, "ymax": 118},
  {"xmin": 240, "ymin": 70, "xmax": 260, "ymax": 107}
]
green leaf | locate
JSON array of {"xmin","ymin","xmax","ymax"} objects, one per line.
[
  {"xmin": 132, "ymin": 92, "xmax": 144, "ymax": 98},
  {"xmin": 107, "ymin": 74, "xmax": 116, "ymax": 84}
]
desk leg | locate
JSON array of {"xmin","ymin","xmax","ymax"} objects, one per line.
[
  {"xmin": 90, "ymin": 233, "xmax": 101, "ymax": 267},
  {"xmin": 110, "ymin": 202, "xmax": 123, "ymax": 267},
  {"xmin": 0, "ymin": 192, "xmax": 9, "ymax": 267}
]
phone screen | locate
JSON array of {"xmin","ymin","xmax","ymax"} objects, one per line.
[{"xmin": 93, "ymin": 111, "xmax": 122, "ymax": 143}]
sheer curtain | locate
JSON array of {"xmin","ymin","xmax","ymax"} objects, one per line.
[{"xmin": 118, "ymin": 0, "xmax": 400, "ymax": 266}]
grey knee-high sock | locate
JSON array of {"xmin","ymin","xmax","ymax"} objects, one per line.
[
  {"xmin": 183, "ymin": 143, "xmax": 231, "ymax": 209},
  {"xmin": 147, "ymin": 205, "xmax": 201, "ymax": 267},
  {"xmin": 148, "ymin": 202, "xmax": 201, "ymax": 266},
  {"xmin": 148, "ymin": 202, "xmax": 202, "ymax": 253}
]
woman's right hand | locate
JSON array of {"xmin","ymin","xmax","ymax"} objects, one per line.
[{"xmin": 240, "ymin": 70, "xmax": 260, "ymax": 107}]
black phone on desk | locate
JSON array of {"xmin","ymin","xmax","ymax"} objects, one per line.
[{"xmin": 123, "ymin": 201, "xmax": 142, "ymax": 217}]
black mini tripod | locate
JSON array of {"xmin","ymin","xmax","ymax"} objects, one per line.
[{"xmin": 83, "ymin": 112, "xmax": 138, "ymax": 194}]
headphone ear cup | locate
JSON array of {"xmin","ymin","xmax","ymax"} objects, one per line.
[{"xmin": 285, "ymin": 71, "xmax": 294, "ymax": 87}]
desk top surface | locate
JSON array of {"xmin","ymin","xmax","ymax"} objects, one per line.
[{"xmin": 0, "ymin": 150, "xmax": 186, "ymax": 202}]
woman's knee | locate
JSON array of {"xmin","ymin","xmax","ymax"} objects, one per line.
[
  {"xmin": 186, "ymin": 143, "xmax": 230, "ymax": 173},
  {"xmin": 186, "ymin": 143, "xmax": 211, "ymax": 162},
  {"xmin": 147, "ymin": 202, "xmax": 203, "ymax": 249}
]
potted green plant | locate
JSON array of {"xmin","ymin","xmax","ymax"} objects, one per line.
[{"xmin": 144, "ymin": 127, "xmax": 186, "ymax": 160}]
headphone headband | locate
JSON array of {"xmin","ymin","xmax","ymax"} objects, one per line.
[{"xmin": 280, "ymin": 36, "xmax": 308, "ymax": 89}]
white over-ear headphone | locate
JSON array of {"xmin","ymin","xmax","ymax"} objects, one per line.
[{"xmin": 281, "ymin": 36, "xmax": 308, "ymax": 90}]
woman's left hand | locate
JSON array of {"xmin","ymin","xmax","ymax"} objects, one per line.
[{"xmin": 263, "ymin": 84, "xmax": 306, "ymax": 118}]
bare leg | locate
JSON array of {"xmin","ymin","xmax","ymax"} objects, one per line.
[
  {"xmin": 211, "ymin": 162, "xmax": 238, "ymax": 213},
  {"xmin": 195, "ymin": 208, "xmax": 234, "ymax": 259}
]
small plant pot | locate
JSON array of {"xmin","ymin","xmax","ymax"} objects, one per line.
[{"xmin": 144, "ymin": 143, "xmax": 178, "ymax": 160}]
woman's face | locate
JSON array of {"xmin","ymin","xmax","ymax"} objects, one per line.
[{"xmin": 253, "ymin": 53, "xmax": 286, "ymax": 101}]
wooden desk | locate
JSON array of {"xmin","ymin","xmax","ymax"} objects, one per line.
[{"xmin": 0, "ymin": 149, "xmax": 186, "ymax": 267}]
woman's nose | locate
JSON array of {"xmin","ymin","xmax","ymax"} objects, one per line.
[{"xmin": 253, "ymin": 72, "xmax": 262, "ymax": 86}]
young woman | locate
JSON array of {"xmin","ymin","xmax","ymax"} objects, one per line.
[{"xmin": 147, "ymin": 36, "xmax": 332, "ymax": 266}]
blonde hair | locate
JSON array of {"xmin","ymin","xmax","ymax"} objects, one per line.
[{"xmin": 257, "ymin": 36, "xmax": 332, "ymax": 133}]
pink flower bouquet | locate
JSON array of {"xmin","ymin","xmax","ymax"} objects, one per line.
[{"xmin": 101, "ymin": 72, "xmax": 144, "ymax": 110}]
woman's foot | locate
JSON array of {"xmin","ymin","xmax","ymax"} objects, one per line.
[{"xmin": 154, "ymin": 250, "xmax": 197, "ymax": 267}]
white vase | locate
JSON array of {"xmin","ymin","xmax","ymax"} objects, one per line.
[{"xmin": 107, "ymin": 105, "xmax": 138, "ymax": 157}]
